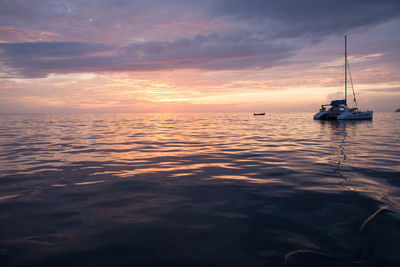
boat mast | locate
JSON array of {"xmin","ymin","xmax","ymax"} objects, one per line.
[{"xmin": 345, "ymin": 35, "xmax": 347, "ymax": 105}]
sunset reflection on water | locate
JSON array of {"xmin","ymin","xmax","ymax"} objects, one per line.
[{"xmin": 0, "ymin": 113, "xmax": 400, "ymax": 266}]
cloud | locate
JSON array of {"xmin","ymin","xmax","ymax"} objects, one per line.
[
  {"xmin": 0, "ymin": 0, "xmax": 212, "ymax": 44},
  {"xmin": 213, "ymin": 0, "xmax": 400, "ymax": 38},
  {"xmin": 1, "ymin": 0, "xmax": 400, "ymax": 78},
  {"xmin": 0, "ymin": 32, "xmax": 297, "ymax": 77},
  {"xmin": 0, "ymin": 42, "xmax": 111, "ymax": 57},
  {"xmin": 0, "ymin": 42, "xmax": 115, "ymax": 77},
  {"xmin": 2, "ymin": 1, "xmax": 399, "ymax": 44},
  {"xmin": 362, "ymin": 87, "xmax": 400, "ymax": 93}
]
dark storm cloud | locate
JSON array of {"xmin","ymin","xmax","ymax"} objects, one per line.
[{"xmin": 1, "ymin": 0, "xmax": 399, "ymax": 77}]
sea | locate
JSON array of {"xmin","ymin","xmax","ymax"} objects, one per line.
[{"xmin": 0, "ymin": 112, "xmax": 399, "ymax": 266}]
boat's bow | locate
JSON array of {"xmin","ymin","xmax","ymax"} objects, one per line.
[{"xmin": 314, "ymin": 111, "xmax": 327, "ymax": 120}]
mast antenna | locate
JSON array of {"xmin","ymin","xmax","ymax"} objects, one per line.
[{"xmin": 345, "ymin": 35, "xmax": 347, "ymax": 105}]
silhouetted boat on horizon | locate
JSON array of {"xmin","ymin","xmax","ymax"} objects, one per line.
[
  {"xmin": 253, "ymin": 112, "xmax": 265, "ymax": 116},
  {"xmin": 314, "ymin": 36, "xmax": 373, "ymax": 120}
]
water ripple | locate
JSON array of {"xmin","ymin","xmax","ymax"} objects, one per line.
[{"xmin": 0, "ymin": 113, "xmax": 399, "ymax": 266}]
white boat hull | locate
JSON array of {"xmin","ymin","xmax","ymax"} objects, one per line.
[{"xmin": 337, "ymin": 110, "xmax": 373, "ymax": 120}]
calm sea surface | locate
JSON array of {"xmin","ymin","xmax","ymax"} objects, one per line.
[{"xmin": 0, "ymin": 113, "xmax": 399, "ymax": 266}]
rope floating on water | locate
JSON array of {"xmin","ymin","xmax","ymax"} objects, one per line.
[
  {"xmin": 359, "ymin": 206, "xmax": 389, "ymax": 233},
  {"xmin": 284, "ymin": 205, "xmax": 390, "ymax": 266}
]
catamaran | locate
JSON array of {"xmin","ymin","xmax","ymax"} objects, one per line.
[{"xmin": 314, "ymin": 36, "xmax": 373, "ymax": 120}]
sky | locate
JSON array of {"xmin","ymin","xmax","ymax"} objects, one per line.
[{"xmin": 1, "ymin": 0, "xmax": 400, "ymax": 113}]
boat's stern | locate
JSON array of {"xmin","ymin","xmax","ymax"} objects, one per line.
[{"xmin": 337, "ymin": 110, "xmax": 373, "ymax": 120}]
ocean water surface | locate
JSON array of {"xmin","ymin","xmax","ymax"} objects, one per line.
[{"xmin": 0, "ymin": 112, "xmax": 399, "ymax": 266}]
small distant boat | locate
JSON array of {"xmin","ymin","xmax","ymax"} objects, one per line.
[
  {"xmin": 314, "ymin": 36, "xmax": 373, "ymax": 120},
  {"xmin": 254, "ymin": 112, "xmax": 265, "ymax": 116}
]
